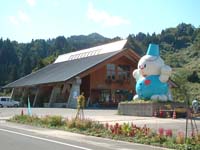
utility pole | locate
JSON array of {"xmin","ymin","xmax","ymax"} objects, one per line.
[{"xmin": 184, "ymin": 88, "xmax": 190, "ymax": 142}]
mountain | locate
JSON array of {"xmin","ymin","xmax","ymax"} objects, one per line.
[{"xmin": 67, "ymin": 33, "xmax": 111, "ymax": 50}]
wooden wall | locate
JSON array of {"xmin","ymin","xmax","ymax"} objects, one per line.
[{"xmin": 90, "ymin": 56, "xmax": 137, "ymax": 91}]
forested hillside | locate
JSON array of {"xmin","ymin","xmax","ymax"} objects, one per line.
[
  {"xmin": 127, "ymin": 23, "xmax": 200, "ymax": 100},
  {"xmin": 0, "ymin": 23, "xmax": 200, "ymax": 100},
  {"xmin": 0, "ymin": 33, "xmax": 114, "ymax": 86}
]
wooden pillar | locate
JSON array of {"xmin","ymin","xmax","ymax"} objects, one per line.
[
  {"xmin": 21, "ymin": 88, "xmax": 28, "ymax": 107},
  {"xmin": 33, "ymin": 87, "xmax": 41, "ymax": 107},
  {"xmin": 10, "ymin": 88, "xmax": 15, "ymax": 99},
  {"xmin": 62, "ymin": 82, "xmax": 69, "ymax": 94},
  {"xmin": 48, "ymin": 85, "xmax": 61, "ymax": 107},
  {"xmin": 61, "ymin": 82, "xmax": 71, "ymax": 105}
]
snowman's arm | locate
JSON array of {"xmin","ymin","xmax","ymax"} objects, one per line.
[
  {"xmin": 159, "ymin": 65, "xmax": 172, "ymax": 82},
  {"xmin": 133, "ymin": 69, "xmax": 141, "ymax": 81}
]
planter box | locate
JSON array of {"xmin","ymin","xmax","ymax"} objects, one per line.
[{"xmin": 118, "ymin": 102, "xmax": 185, "ymax": 117}]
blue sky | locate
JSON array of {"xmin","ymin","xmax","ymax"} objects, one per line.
[{"xmin": 0, "ymin": 0, "xmax": 199, "ymax": 43}]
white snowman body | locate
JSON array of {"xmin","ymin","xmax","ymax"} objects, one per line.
[{"xmin": 133, "ymin": 44, "xmax": 172, "ymax": 101}]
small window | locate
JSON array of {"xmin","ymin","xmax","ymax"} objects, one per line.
[
  {"xmin": 1, "ymin": 98, "xmax": 6, "ymax": 101},
  {"xmin": 106, "ymin": 64, "xmax": 115, "ymax": 80},
  {"xmin": 117, "ymin": 65, "xmax": 131, "ymax": 80}
]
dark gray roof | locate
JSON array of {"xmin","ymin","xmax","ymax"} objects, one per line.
[{"xmin": 4, "ymin": 51, "xmax": 122, "ymax": 88}]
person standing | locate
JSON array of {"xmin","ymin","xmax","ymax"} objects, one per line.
[{"xmin": 75, "ymin": 92, "xmax": 85, "ymax": 119}]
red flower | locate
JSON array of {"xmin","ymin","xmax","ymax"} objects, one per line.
[
  {"xmin": 190, "ymin": 131, "xmax": 195, "ymax": 137},
  {"xmin": 165, "ymin": 129, "xmax": 173, "ymax": 137},
  {"xmin": 158, "ymin": 128, "xmax": 164, "ymax": 136}
]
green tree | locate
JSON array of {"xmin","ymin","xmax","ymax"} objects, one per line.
[
  {"xmin": 22, "ymin": 56, "xmax": 32, "ymax": 76},
  {"xmin": 187, "ymin": 71, "xmax": 199, "ymax": 83},
  {"xmin": 8, "ymin": 65, "xmax": 18, "ymax": 82},
  {"xmin": 171, "ymin": 70, "xmax": 191, "ymax": 102}
]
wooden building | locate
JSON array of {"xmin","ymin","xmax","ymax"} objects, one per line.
[{"xmin": 4, "ymin": 40, "xmax": 140, "ymax": 108}]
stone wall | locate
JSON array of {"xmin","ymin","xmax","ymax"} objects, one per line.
[{"xmin": 118, "ymin": 102, "xmax": 185, "ymax": 117}]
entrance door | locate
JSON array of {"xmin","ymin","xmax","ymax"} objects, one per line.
[{"xmin": 80, "ymin": 75, "xmax": 90, "ymax": 101}]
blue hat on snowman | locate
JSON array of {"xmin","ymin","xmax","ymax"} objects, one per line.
[{"xmin": 146, "ymin": 44, "xmax": 159, "ymax": 56}]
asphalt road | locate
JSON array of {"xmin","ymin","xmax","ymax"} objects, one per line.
[
  {"xmin": 0, "ymin": 128, "xmax": 82, "ymax": 150},
  {"xmin": 0, "ymin": 121, "xmax": 168, "ymax": 150}
]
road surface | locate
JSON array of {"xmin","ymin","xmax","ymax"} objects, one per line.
[{"xmin": 0, "ymin": 121, "xmax": 169, "ymax": 150}]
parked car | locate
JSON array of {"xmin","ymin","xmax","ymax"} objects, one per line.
[{"xmin": 0, "ymin": 96, "xmax": 20, "ymax": 107}]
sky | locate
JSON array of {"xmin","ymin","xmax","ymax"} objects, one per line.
[{"xmin": 0, "ymin": 0, "xmax": 200, "ymax": 43}]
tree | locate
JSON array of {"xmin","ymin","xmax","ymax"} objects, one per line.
[
  {"xmin": 22, "ymin": 56, "xmax": 32, "ymax": 76},
  {"xmin": 8, "ymin": 65, "xmax": 18, "ymax": 82},
  {"xmin": 55, "ymin": 36, "xmax": 67, "ymax": 50},
  {"xmin": 36, "ymin": 59, "xmax": 45, "ymax": 70},
  {"xmin": 170, "ymin": 70, "xmax": 191, "ymax": 102},
  {"xmin": 127, "ymin": 35, "xmax": 144, "ymax": 56},
  {"xmin": 176, "ymin": 23, "xmax": 195, "ymax": 36},
  {"xmin": 187, "ymin": 71, "xmax": 199, "ymax": 83},
  {"xmin": 135, "ymin": 32, "xmax": 146, "ymax": 42}
]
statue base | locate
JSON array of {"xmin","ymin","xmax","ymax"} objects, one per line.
[{"xmin": 118, "ymin": 101, "xmax": 186, "ymax": 117}]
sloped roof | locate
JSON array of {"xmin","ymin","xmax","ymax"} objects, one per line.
[
  {"xmin": 5, "ymin": 51, "xmax": 122, "ymax": 88},
  {"xmin": 4, "ymin": 40, "xmax": 133, "ymax": 88},
  {"xmin": 4, "ymin": 43, "xmax": 130, "ymax": 88}
]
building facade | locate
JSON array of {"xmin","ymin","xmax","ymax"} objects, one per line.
[{"xmin": 5, "ymin": 40, "xmax": 140, "ymax": 108}]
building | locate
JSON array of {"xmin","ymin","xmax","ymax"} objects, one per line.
[{"xmin": 4, "ymin": 40, "xmax": 140, "ymax": 108}]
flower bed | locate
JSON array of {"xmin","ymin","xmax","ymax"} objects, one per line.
[{"xmin": 8, "ymin": 115, "xmax": 200, "ymax": 150}]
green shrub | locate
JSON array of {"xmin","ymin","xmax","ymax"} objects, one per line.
[
  {"xmin": 10, "ymin": 115, "xmax": 40, "ymax": 125},
  {"xmin": 10, "ymin": 115, "xmax": 30, "ymax": 123},
  {"xmin": 41, "ymin": 115, "xmax": 50, "ymax": 125},
  {"xmin": 66, "ymin": 118, "xmax": 94, "ymax": 130},
  {"xmin": 44, "ymin": 115, "xmax": 63, "ymax": 127},
  {"xmin": 66, "ymin": 118, "xmax": 76, "ymax": 128}
]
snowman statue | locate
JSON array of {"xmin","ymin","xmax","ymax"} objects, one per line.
[{"xmin": 133, "ymin": 44, "xmax": 172, "ymax": 101}]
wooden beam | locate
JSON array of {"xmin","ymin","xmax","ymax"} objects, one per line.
[
  {"xmin": 33, "ymin": 87, "xmax": 41, "ymax": 107},
  {"xmin": 48, "ymin": 85, "xmax": 61, "ymax": 107},
  {"xmin": 10, "ymin": 88, "xmax": 15, "ymax": 99},
  {"xmin": 62, "ymin": 82, "xmax": 70, "ymax": 94},
  {"xmin": 21, "ymin": 87, "xmax": 29, "ymax": 107},
  {"xmin": 126, "ymin": 48, "xmax": 141, "ymax": 61}
]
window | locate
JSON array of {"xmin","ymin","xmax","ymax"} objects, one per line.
[
  {"xmin": 1, "ymin": 98, "xmax": 6, "ymax": 101},
  {"xmin": 117, "ymin": 65, "xmax": 131, "ymax": 80},
  {"xmin": 100, "ymin": 90, "xmax": 111, "ymax": 102},
  {"xmin": 106, "ymin": 64, "xmax": 115, "ymax": 80}
]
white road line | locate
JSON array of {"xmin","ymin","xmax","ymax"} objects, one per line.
[{"xmin": 0, "ymin": 128, "xmax": 92, "ymax": 150}]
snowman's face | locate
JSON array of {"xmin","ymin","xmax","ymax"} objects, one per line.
[{"xmin": 138, "ymin": 55, "xmax": 164, "ymax": 77}]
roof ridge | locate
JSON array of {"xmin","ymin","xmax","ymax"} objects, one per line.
[{"xmin": 54, "ymin": 39, "xmax": 127, "ymax": 63}]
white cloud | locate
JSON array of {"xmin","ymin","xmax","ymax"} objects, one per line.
[
  {"xmin": 87, "ymin": 2, "xmax": 130, "ymax": 27},
  {"xmin": 8, "ymin": 10, "xmax": 31, "ymax": 26},
  {"xmin": 18, "ymin": 10, "xmax": 31, "ymax": 23},
  {"xmin": 8, "ymin": 16, "xmax": 19, "ymax": 26},
  {"xmin": 26, "ymin": 0, "xmax": 36, "ymax": 7},
  {"xmin": 51, "ymin": 0, "xmax": 61, "ymax": 7}
]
